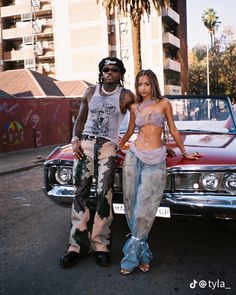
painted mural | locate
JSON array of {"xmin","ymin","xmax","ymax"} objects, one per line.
[{"xmin": 0, "ymin": 98, "xmax": 80, "ymax": 153}]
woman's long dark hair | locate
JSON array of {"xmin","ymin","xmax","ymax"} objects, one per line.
[{"xmin": 135, "ymin": 69, "xmax": 162, "ymax": 103}]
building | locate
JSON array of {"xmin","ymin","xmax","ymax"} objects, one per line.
[
  {"xmin": 106, "ymin": 0, "xmax": 188, "ymax": 93},
  {"xmin": 0, "ymin": 0, "xmax": 188, "ymax": 94},
  {"xmin": 0, "ymin": 68, "xmax": 92, "ymax": 97},
  {"xmin": 0, "ymin": 0, "xmax": 55, "ymax": 76}
]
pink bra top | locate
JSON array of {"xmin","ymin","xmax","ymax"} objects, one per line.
[{"xmin": 135, "ymin": 111, "xmax": 165, "ymax": 128}]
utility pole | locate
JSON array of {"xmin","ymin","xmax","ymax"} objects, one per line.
[{"xmin": 206, "ymin": 44, "xmax": 210, "ymax": 95}]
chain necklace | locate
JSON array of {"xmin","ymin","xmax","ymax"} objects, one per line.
[{"xmin": 101, "ymin": 84, "xmax": 119, "ymax": 96}]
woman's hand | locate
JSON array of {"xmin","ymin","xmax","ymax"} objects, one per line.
[{"xmin": 183, "ymin": 152, "xmax": 200, "ymax": 160}]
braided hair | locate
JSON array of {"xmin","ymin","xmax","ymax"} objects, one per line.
[{"xmin": 98, "ymin": 57, "xmax": 126, "ymax": 86}]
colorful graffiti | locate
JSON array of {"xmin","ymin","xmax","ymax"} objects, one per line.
[
  {"xmin": 0, "ymin": 98, "xmax": 81, "ymax": 153},
  {"xmin": 4, "ymin": 120, "xmax": 23, "ymax": 132},
  {"xmin": 3, "ymin": 120, "xmax": 24, "ymax": 145}
]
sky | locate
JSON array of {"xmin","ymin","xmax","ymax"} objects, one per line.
[{"xmin": 187, "ymin": 0, "xmax": 236, "ymax": 48}]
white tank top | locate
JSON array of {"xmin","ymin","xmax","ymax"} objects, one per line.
[{"xmin": 83, "ymin": 84, "xmax": 125, "ymax": 143}]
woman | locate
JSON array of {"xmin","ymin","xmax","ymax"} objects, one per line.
[{"xmin": 118, "ymin": 69, "xmax": 198, "ymax": 275}]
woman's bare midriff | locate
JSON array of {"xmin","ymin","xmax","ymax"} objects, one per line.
[{"xmin": 135, "ymin": 125, "xmax": 163, "ymax": 150}]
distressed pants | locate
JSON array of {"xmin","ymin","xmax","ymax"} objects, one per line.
[
  {"xmin": 121, "ymin": 150, "xmax": 166, "ymax": 271},
  {"xmin": 68, "ymin": 137, "xmax": 117, "ymax": 254}
]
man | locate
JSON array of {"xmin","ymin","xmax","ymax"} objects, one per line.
[{"xmin": 60, "ymin": 57, "xmax": 135, "ymax": 268}]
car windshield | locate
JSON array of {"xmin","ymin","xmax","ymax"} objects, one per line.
[
  {"xmin": 119, "ymin": 97, "xmax": 236, "ymax": 134},
  {"xmin": 170, "ymin": 97, "xmax": 236, "ymax": 133}
]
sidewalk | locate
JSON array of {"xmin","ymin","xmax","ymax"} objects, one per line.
[{"xmin": 0, "ymin": 145, "xmax": 58, "ymax": 176}]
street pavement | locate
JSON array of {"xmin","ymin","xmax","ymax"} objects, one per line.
[{"xmin": 0, "ymin": 144, "xmax": 59, "ymax": 176}]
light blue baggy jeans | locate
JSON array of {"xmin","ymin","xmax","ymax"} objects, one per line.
[{"xmin": 121, "ymin": 150, "xmax": 166, "ymax": 271}]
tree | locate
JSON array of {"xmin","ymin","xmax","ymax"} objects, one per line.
[
  {"xmin": 216, "ymin": 29, "xmax": 236, "ymax": 100},
  {"xmin": 188, "ymin": 29, "xmax": 236, "ymax": 102},
  {"xmin": 98, "ymin": 0, "xmax": 169, "ymax": 76},
  {"xmin": 202, "ymin": 8, "xmax": 221, "ymax": 47},
  {"xmin": 202, "ymin": 8, "xmax": 221, "ymax": 96},
  {"xmin": 188, "ymin": 45, "xmax": 208, "ymax": 94}
]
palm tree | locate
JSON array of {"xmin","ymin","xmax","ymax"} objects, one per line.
[
  {"xmin": 98, "ymin": 0, "xmax": 169, "ymax": 76},
  {"xmin": 202, "ymin": 8, "xmax": 221, "ymax": 47}
]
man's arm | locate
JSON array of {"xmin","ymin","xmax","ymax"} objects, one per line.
[
  {"xmin": 71, "ymin": 86, "xmax": 95, "ymax": 159},
  {"xmin": 72, "ymin": 86, "xmax": 95, "ymax": 137},
  {"xmin": 119, "ymin": 88, "xmax": 135, "ymax": 114}
]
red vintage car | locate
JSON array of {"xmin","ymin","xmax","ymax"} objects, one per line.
[{"xmin": 43, "ymin": 95, "xmax": 236, "ymax": 220}]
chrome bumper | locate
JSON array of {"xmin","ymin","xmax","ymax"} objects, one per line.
[
  {"xmin": 43, "ymin": 184, "xmax": 236, "ymax": 216},
  {"xmin": 163, "ymin": 193, "xmax": 236, "ymax": 210},
  {"xmin": 43, "ymin": 185, "xmax": 74, "ymax": 205},
  {"xmin": 43, "ymin": 185, "xmax": 98, "ymax": 207}
]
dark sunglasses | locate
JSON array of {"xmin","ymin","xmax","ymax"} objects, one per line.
[{"xmin": 102, "ymin": 67, "xmax": 120, "ymax": 73}]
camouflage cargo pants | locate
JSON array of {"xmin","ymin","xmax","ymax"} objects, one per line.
[{"xmin": 68, "ymin": 136, "xmax": 117, "ymax": 254}]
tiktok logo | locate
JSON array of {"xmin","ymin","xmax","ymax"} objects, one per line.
[{"xmin": 190, "ymin": 280, "xmax": 198, "ymax": 289}]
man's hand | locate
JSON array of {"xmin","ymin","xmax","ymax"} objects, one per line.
[
  {"xmin": 167, "ymin": 147, "xmax": 176, "ymax": 157},
  {"xmin": 71, "ymin": 142, "xmax": 84, "ymax": 160}
]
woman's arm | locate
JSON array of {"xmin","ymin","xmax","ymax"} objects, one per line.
[
  {"xmin": 164, "ymin": 99, "xmax": 199, "ymax": 160},
  {"xmin": 118, "ymin": 104, "xmax": 136, "ymax": 148}
]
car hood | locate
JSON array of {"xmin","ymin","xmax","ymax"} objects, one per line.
[
  {"xmin": 167, "ymin": 133, "xmax": 236, "ymax": 167},
  {"xmin": 46, "ymin": 133, "xmax": 236, "ymax": 168},
  {"xmin": 46, "ymin": 144, "xmax": 74, "ymax": 162}
]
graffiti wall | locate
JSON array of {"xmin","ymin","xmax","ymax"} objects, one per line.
[{"xmin": 0, "ymin": 98, "xmax": 81, "ymax": 153}]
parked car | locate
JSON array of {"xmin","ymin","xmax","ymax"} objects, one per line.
[{"xmin": 43, "ymin": 95, "xmax": 236, "ymax": 220}]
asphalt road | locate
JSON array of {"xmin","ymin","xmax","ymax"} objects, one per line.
[{"xmin": 1, "ymin": 166, "xmax": 236, "ymax": 295}]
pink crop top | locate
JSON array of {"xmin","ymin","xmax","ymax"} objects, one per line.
[{"xmin": 135, "ymin": 111, "xmax": 165, "ymax": 128}]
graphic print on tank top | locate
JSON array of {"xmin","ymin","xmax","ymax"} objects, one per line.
[
  {"xmin": 90, "ymin": 100, "xmax": 117, "ymax": 136},
  {"xmin": 83, "ymin": 85, "xmax": 124, "ymax": 142}
]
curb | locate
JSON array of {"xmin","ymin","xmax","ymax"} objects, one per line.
[{"xmin": 0, "ymin": 159, "xmax": 45, "ymax": 176}]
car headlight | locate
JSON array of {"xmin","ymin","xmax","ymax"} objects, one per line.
[
  {"xmin": 223, "ymin": 174, "xmax": 236, "ymax": 193},
  {"xmin": 199, "ymin": 173, "xmax": 221, "ymax": 191},
  {"xmin": 55, "ymin": 167, "xmax": 72, "ymax": 185}
]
